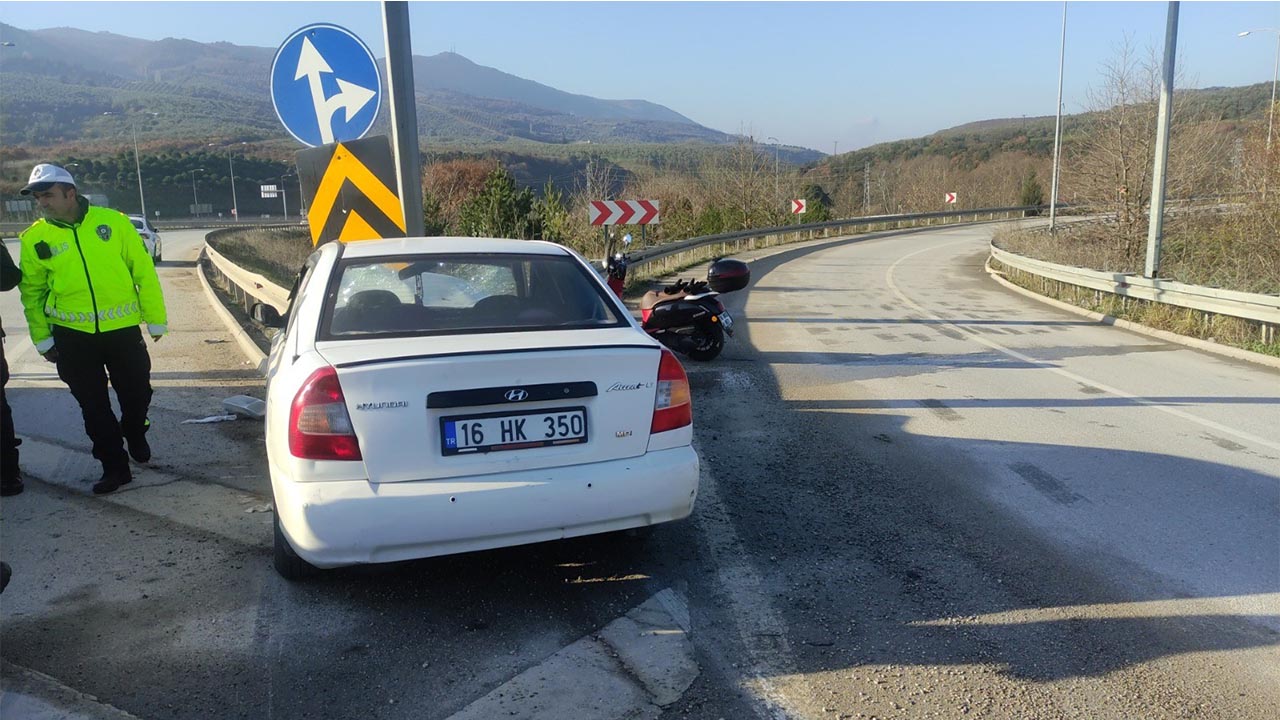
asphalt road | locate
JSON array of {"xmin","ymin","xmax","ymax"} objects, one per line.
[{"xmin": 1, "ymin": 223, "xmax": 1276, "ymax": 719}]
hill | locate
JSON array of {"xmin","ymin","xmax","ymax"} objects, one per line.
[
  {"xmin": 0, "ymin": 23, "xmax": 790, "ymax": 154},
  {"xmin": 815, "ymin": 82, "xmax": 1273, "ymax": 177}
]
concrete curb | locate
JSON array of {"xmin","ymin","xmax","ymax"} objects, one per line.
[
  {"xmin": 985, "ymin": 260, "xmax": 1280, "ymax": 372},
  {"xmin": 193, "ymin": 247, "xmax": 268, "ymax": 376}
]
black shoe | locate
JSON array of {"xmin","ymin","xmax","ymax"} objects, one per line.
[
  {"xmin": 1, "ymin": 562, "xmax": 10, "ymax": 593},
  {"xmin": 0, "ymin": 477, "xmax": 22, "ymax": 497},
  {"xmin": 92, "ymin": 468, "xmax": 132, "ymax": 495},
  {"xmin": 126, "ymin": 419, "xmax": 151, "ymax": 463},
  {"xmin": 126, "ymin": 433, "xmax": 151, "ymax": 463}
]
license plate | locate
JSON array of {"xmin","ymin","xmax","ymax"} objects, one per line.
[
  {"xmin": 719, "ymin": 311, "xmax": 734, "ymax": 329},
  {"xmin": 441, "ymin": 407, "xmax": 588, "ymax": 456}
]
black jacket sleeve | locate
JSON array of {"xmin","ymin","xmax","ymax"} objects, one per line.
[{"xmin": 0, "ymin": 241, "xmax": 21, "ymax": 292}]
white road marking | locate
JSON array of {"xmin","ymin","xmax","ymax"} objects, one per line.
[
  {"xmin": 885, "ymin": 240, "xmax": 1280, "ymax": 454},
  {"xmin": 692, "ymin": 452, "xmax": 804, "ymax": 720}
]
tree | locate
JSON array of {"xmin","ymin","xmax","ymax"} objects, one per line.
[
  {"xmin": 801, "ymin": 183, "xmax": 834, "ymax": 222},
  {"xmin": 456, "ymin": 166, "xmax": 536, "ymax": 239},
  {"xmin": 1018, "ymin": 170, "xmax": 1045, "ymax": 209},
  {"xmin": 422, "ymin": 190, "xmax": 448, "ymax": 235},
  {"xmin": 710, "ymin": 135, "xmax": 774, "ymax": 230},
  {"xmin": 1062, "ymin": 38, "xmax": 1230, "ymax": 260},
  {"xmin": 423, "ymin": 159, "xmax": 496, "ymax": 231},
  {"xmin": 533, "ymin": 180, "xmax": 572, "ymax": 244}
]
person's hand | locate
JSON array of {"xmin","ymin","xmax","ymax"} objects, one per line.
[{"xmin": 42, "ymin": 347, "xmax": 60, "ymax": 364}]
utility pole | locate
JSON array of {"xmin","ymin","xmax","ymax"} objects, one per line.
[
  {"xmin": 1144, "ymin": 1, "xmax": 1179, "ymax": 279},
  {"xmin": 229, "ymin": 152, "xmax": 239, "ymax": 222},
  {"xmin": 864, "ymin": 161, "xmax": 871, "ymax": 213}
]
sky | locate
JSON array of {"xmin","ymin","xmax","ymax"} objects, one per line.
[{"xmin": 2, "ymin": 1, "xmax": 1279, "ymax": 153}]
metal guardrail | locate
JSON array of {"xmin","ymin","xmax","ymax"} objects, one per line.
[
  {"xmin": 616, "ymin": 205, "xmax": 1047, "ymax": 279},
  {"xmin": 197, "ymin": 205, "xmax": 1050, "ymax": 313},
  {"xmin": 202, "ymin": 242, "xmax": 291, "ymax": 314},
  {"xmin": 989, "ymin": 244, "xmax": 1280, "ymax": 338}
]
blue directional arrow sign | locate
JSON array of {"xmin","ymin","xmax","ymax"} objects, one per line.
[{"xmin": 271, "ymin": 24, "xmax": 381, "ymax": 148}]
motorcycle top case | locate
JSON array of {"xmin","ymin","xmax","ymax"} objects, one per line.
[{"xmin": 707, "ymin": 258, "xmax": 751, "ymax": 293}]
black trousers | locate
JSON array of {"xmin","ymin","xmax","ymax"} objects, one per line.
[
  {"xmin": 1, "ymin": 338, "xmax": 17, "ymax": 483},
  {"xmin": 51, "ymin": 325, "xmax": 153, "ymax": 472}
]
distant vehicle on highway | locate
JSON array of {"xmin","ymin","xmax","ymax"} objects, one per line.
[
  {"xmin": 127, "ymin": 215, "xmax": 162, "ymax": 262},
  {"xmin": 251, "ymin": 236, "xmax": 700, "ymax": 580}
]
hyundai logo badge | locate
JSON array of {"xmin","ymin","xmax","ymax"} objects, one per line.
[{"xmin": 504, "ymin": 389, "xmax": 529, "ymax": 402}]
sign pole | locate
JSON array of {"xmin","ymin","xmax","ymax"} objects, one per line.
[{"xmin": 382, "ymin": 1, "xmax": 425, "ymax": 237}]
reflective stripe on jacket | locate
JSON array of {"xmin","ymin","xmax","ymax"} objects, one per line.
[{"xmin": 18, "ymin": 201, "xmax": 167, "ymax": 352}]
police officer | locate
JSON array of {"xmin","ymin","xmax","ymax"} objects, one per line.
[
  {"xmin": 17, "ymin": 164, "xmax": 167, "ymax": 495},
  {"xmin": 1, "ymin": 240, "xmax": 21, "ymax": 496}
]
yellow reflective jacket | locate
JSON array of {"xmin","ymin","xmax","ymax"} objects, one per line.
[{"xmin": 18, "ymin": 198, "xmax": 167, "ymax": 353}]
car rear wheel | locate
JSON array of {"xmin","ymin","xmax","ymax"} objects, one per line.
[{"xmin": 273, "ymin": 511, "xmax": 318, "ymax": 580}]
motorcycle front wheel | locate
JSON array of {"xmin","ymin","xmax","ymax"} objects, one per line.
[{"xmin": 684, "ymin": 322, "xmax": 725, "ymax": 361}]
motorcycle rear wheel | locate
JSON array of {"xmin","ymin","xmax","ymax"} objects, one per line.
[{"xmin": 685, "ymin": 323, "xmax": 725, "ymax": 361}]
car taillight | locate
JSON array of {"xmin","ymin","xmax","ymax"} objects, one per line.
[
  {"xmin": 651, "ymin": 349, "xmax": 692, "ymax": 434},
  {"xmin": 289, "ymin": 366, "xmax": 363, "ymax": 461}
]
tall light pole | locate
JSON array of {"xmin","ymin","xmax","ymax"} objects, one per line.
[
  {"xmin": 292, "ymin": 164, "xmax": 307, "ymax": 216},
  {"xmin": 210, "ymin": 142, "xmax": 246, "ymax": 222},
  {"xmin": 103, "ymin": 111, "xmax": 157, "ymax": 218},
  {"xmin": 1144, "ymin": 1, "xmax": 1179, "ymax": 279},
  {"xmin": 1238, "ymin": 29, "xmax": 1280, "ymax": 153},
  {"xmin": 1049, "ymin": 2, "xmax": 1068, "ymax": 232},
  {"xmin": 189, "ymin": 168, "xmax": 204, "ymax": 218},
  {"xmin": 278, "ymin": 173, "xmax": 294, "ymax": 218}
]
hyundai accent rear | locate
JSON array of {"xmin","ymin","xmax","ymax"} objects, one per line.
[{"xmin": 259, "ymin": 237, "xmax": 700, "ymax": 578}]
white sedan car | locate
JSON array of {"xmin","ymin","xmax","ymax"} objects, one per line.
[
  {"xmin": 253, "ymin": 236, "xmax": 700, "ymax": 579},
  {"xmin": 128, "ymin": 215, "xmax": 162, "ymax": 261}
]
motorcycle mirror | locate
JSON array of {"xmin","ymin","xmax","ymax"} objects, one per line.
[{"xmin": 623, "ymin": 234, "xmax": 632, "ymax": 246}]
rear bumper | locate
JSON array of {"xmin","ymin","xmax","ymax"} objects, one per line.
[{"xmin": 273, "ymin": 446, "xmax": 699, "ymax": 568}]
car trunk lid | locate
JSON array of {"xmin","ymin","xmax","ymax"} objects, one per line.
[{"xmin": 316, "ymin": 329, "xmax": 663, "ymax": 482}]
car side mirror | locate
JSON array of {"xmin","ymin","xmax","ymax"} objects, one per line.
[{"xmin": 251, "ymin": 302, "xmax": 285, "ymax": 329}]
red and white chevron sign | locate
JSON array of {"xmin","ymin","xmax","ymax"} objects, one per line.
[
  {"xmin": 791, "ymin": 199, "xmax": 807, "ymax": 214},
  {"xmin": 589, "ymin": 200, "xmax": 661, "ymax": 226},
  {"xmin": 944, "ymin": 192, "xmax": 957, "ymax": 204}
]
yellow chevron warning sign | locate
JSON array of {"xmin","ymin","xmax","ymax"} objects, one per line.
[{"xmin": 296, "ymin": 135, "xmax": 408, "ymax": 246}]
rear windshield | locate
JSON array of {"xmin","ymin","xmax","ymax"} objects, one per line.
[{"xmin": 321, "ymin": 253, "xmax": 627, "ymax": 338}]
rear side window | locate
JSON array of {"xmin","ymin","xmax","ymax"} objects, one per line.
[{"xmin": 322, "ymin": 253, "xmax": 625, "ymax": 338}]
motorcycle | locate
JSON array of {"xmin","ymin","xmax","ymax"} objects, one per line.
[{"xmin": 604, "ymin": 245, "xmax": 750, "ymax": 362}]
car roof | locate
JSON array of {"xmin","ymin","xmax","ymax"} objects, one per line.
[{"xmin": 334, "ymin": 236, "xmax": 572, "ymax": 260}]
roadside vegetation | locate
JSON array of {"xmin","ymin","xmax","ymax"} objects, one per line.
[{"xmin": 992, "ymin": 40, "xmax": 1279, "ymax": 358}]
